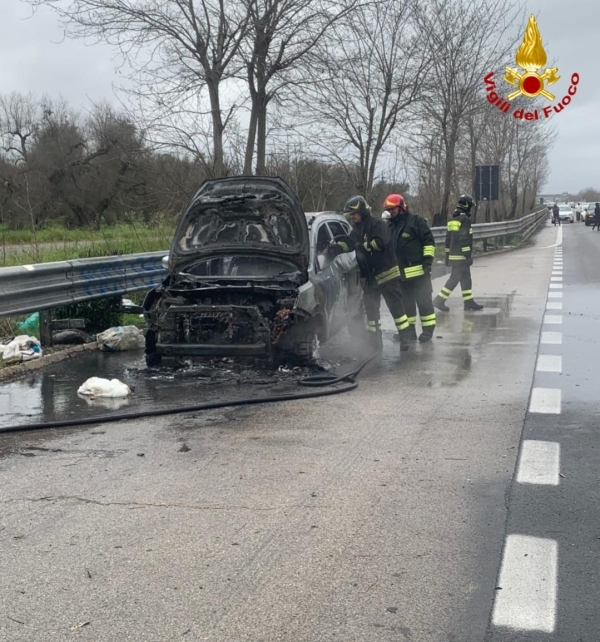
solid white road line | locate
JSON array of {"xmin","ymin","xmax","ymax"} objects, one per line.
[
  {"xmin": 541, "ymin": 332, "xmax": 562, "ymax": 345},
  {"xmin": 517, "ymin": 440, "xmax": 561, "ymax": 486},
  {"xmin": 549, "ymin": 283, "xmax": 563, "ymax": 289},
  {"xmin": 544, "ymin": 315, "xmax": 563, "ymax": 325},
  {"xmin": 492, "ymin": 535, "xmax": 558, "ymax": 633},
  {"xmin": 529, "ymin": 388, "xmax": 561, "ymax": 414},
  {"xmin": 546, "ymin": 302, "xmax": 563, "ymax": 310},
  {"xmin": 536, "ymin": 355, "xmax": 562, "ymax": 373},
  {"xmin": 548, "ymin": 292, "xmax": 563, "ymax": 298}
]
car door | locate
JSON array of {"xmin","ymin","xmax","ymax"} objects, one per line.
[{"xmin": 326, "ymin": 219, "xmax": 361, "ymax": 318}]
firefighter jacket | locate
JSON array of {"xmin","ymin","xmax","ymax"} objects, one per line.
[
  {"xmin": 333, "ymin": 215, "xmax": 400, "ymax": 286},
  {"xmin": 388, "ymin": 211, "xmax": 436, "ymax": 281},
  {"xmin": 445, "ymin": 209, "xmax": 473, "ymax": 263}
]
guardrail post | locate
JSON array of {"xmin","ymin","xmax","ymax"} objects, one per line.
[
  {"xmin": 38, "ymin": 309, "xmax": 53, "ymax": 347},
  {"xmin": 483, "ymin": 238, "xmax": 488, "ymax": 252}
]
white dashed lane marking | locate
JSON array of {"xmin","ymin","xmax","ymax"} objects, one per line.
[
  {"xmin": 546, "ymin": 302, "xmax": 563, "ymax": 310},
  {"xmin": 548, "ymin": 292, "xmax": 562, "ymax": 298},
  {"xmin": 529, "ymin": 388, "xmax": 561, "ymax": 414},
  {"xmin": 549, "ymin": 284, "xmax": 563, "ymax": 289},
  {"xmin": 541, "ymin": 332, "xmax": 562, "ymax": 345},
  {"xmin": 536, "ymin": 355, "xmax": 562, "ymax": 373},
  {"xmin": 517, "ymin": 440, "xmax": 561, "ymax": 486},
  {"xmin": 544, "ymin": 315, "xmax": 563, "ymax": 325},
  {"xmin": 492, "ymin": 535, "xmax": 558, "ymax": 633}
]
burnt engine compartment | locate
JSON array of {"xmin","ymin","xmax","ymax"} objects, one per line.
[{"xmin": 146, "ymin": 281, "xmax": 311, "ymax": 359}]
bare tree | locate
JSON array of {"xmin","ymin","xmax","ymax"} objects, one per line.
[
  {"xmin": 297, "ymin": 0, "xmax": 429, "ymax": 199},
  {"xmin": 240, "ymin": 0, "xmax": 359, "ymax": 175},
  {"xmin": 27, "ymin": 0, "xmax": 251, "ymax": 177},
  {"xmin": 413, "ymin": 0, "xmax": 521, "ymax": 222}
]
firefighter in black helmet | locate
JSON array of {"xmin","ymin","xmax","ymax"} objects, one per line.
[
  {"xmin": 329, "ymin": 195, "xmax": 411, "ymax": 351},
  {"xmin": 434, "ymin": 194, "xmax": 484, "ymax": 312}
]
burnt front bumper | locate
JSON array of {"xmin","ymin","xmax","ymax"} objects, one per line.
[{"xmin": 154, "ymin": 304, "xmax": 272, "ymax": 358}]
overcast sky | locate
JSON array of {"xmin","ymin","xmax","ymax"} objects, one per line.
[{"xmin": 1, "ymin": 0, "xmax": 597, "ymax": 194}]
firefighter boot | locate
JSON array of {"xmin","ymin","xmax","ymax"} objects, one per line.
[
  {"xmin": 398, "ymin": 329, "xmax": 411, "ymax": 351},
  {"xmin": 433, "ymin": 296, "xmax": 450, "ymax": 312},
  {"xmin": 395, "ymin": 325, "xmax": 417, "ymax": 343},
  {"xmin": 464, "ymin": 299, "xmax": 484, "ymax": 311},
  {"xmin": 419, "ymin": 326, "xmax": 435, "ymax": 343},
  {"xmin": 368, "ymin": 329, "xmax": 383, "ymax": 353}
]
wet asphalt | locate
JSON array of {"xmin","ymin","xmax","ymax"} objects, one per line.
[
  {"xmin": 488, "ymin": 220, "xmax": 600, "ymax": 642},
  {"xmin": 0, "ymin": 222, "xmax": 590, "ymax": 642}
]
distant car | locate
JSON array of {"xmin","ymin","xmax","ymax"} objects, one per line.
[
  {"xmin": 585, "ymin": 203, "xmax": 598, "ymax": 226},
  {"xmin": 143, "ymin": 176, "xmax": 363, "ymax": 366},
  {"xmin": 558, "ymin": 205, "xmax": 574, "ymax": 223}
]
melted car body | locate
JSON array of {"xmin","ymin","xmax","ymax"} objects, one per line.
[{"xmin": 143, "ymin": 176, "xmax": 362, "ymax": 365}]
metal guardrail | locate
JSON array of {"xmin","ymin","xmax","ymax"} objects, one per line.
[
  {"xmin": 0, "ymin": 209, "xmax": 548, "ymax": 319},
  {"xmin": 430, "ymin": 207, "xmax": 548, "ymax": 242},
  {"xmin": 0, "ymin": 252, "xmax": 166, "ymax": 318}
]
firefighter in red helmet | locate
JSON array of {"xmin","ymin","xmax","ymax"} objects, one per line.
[{"xmin": 383, "ymin": 193, "xmax": 437, "ymax": 342}]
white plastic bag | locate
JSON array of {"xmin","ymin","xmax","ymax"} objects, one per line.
[
  {"xmin": 77, "ymin": 377, "xmax": 132, "ymax": 398},
  {"xmin": 2, "ymin": 335, "xmax": 42, "ymax": 364},
  {"xmin": 97, "ymin": 326, "xmax": 145, "ymax": 352}
]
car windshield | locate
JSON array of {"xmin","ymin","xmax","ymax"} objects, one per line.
[
  {"xmin": 180, "ymin": 255, "xmax": 300, "ymax": 279},
  {"xmin": 559, "ymin": 206, "xmax": 571, "ymax": 212},
  {"xmin": 175, "ymin": 202, "xmax": 304, "ymax": 254}
]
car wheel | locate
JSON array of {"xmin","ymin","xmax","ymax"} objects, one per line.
[
  {"xmin": 145, "ymin": 329, "xmax": 162, "ymax": 367},
  {"xmin": 146, "ymin": 352, "xmax": 162, "ymax": 367}
]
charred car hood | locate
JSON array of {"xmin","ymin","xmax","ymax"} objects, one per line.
[{"xmin": 170, "ymin": 176, "xmax": 309, "ymax": 273}]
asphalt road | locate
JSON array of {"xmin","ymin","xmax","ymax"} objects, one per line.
[{"xmin": 0, "ymin": 221, "xmax": 594, "ymax": 642}]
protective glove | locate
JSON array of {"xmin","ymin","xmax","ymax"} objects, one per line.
[
  {"xmin": 465, "ymin": 256, "xmax": 473, "ymax": 267},
  {"xmin": 423, "ymin": 263, "xmax": 432, "ymax": 275},
  {"xmin": 363, "ymin": 241, "xmax": 372, "ymax": 253},
  {"xmin": 327, "ymin": 242, "xmax": 343, "ymax": 258},
  {"xmin": 445, "ymin": 256, "xmax": 450, "ymax": 267}
]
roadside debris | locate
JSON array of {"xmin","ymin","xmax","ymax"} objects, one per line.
[
  {"xmin": 0, "ymin": 335, "xmax": 42, "ymax": 364},
  {"xmin": 53, "ymin": 329, "xmax": 91, "ymax": 345},
  {"xmin": 77, "ymin": 377, "xmax": 132, "ymax": 398},
  {"xmin": 97, "ymin": 326, "xmax": 145, "ymax": 352},
  {"xmin": 16, "ymin": 312, "xmax": 40, "ymax": 335},
  {"xmin": 70, "ymin": 621, "xmax": 90, "ymax": 631}
]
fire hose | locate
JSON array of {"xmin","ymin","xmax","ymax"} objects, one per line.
[{"xmin": 0, "ymin": 353, "xmax": 379, "ymax": 435}]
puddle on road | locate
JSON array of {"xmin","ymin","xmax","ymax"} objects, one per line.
[
  {"xmin": 0, "ymin": 348, "xmax": 361, "ymax": 434},
  {"xmin": 0, "ymin": 294, "xmax": 518, "ymax": 433}
]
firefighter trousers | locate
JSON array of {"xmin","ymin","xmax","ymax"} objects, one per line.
[
  {"xmin": 438, "ymin": 263, "xmax": 474, "ymax": 302},
  {"xmin": 363, "ymin": 278, "xmax": 409, "ymax": 336},
  {"xmin": 399, "ymin": 275, "xmax": 436, "ymax": 334}
]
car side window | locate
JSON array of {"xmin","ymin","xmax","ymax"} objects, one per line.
[
  {"xmin": 315, "ymin": 223, "xmax": 333, "ymax": 271},
  {"xmin": 327, "ymin": 221, "xmax": 347, "ymax": 239}
]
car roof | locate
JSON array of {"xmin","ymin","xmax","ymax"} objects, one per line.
[{"xmin": 305, "ymin": 211, "xmax": 347, "ymax": 229}]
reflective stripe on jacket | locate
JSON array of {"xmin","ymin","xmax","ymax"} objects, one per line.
[
  {"xmin": 388, "ymin": 211, "xmax": 436, "ymax": 280},
  {"xmin": 445, "ymin": 209, "xmax": 473, "ymax": 262},
  {"xmin": 349, "ymin": 215, "xmax": 400, "ymax": 285}
]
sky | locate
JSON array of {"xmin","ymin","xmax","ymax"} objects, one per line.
[{"xmin": 0, "ymin": 0, "xmax": 597, "ymax": 194}]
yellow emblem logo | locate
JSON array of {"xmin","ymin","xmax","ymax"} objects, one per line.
[{"xmin": 503, "ymin": 15, "xmax": 560, "ymax": 101}]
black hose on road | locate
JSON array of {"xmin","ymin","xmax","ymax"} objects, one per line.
[{"xmin": 0, "ymin": 353, "xmax": 378, "ymax": 435}]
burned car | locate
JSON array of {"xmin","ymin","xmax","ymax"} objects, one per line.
[{"xmin": 143, "ymin": 176, "xmax": 363, "ymax": 366}]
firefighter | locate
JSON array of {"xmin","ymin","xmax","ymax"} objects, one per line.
[
  {"xmin": 433, "ymin": 195, "xmax": 484, "ymax": 312},
  {"xmin": 329, "ymin": 195, "xmax": 411, "ymax": 351},
  {"xmin": 383, "ymin": 193, "xmax": 436, "ymax": 342}
]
